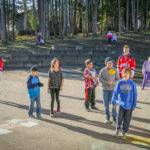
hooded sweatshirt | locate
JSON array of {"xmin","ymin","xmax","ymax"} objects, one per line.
[{"xmin": 111, "ymin": 79, "xmax": 137, "ymax": 110}]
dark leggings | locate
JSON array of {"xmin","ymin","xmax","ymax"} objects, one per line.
[{"xmin": 50, "ymin": 88, "xmax": 60, "ymax": 111}]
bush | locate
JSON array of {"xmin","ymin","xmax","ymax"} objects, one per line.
[{"xmin": 18, "ymin": 30, "xmax": 35, "ymax": 36}]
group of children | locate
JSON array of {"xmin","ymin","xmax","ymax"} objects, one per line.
[
  {"xmin": 84, "ymin": 55, "xmax": 137, "ymax": 140},
  {"xmin": 0, "ymin": 43, "xmax": 149, "ymax": 141},
  {"xmin": 27, "ymin": 57, "xmax": 64, "ymax": 118},
  {"xmin": 107, "ymin": 31, "xmax": 117, "ymax": 46}
]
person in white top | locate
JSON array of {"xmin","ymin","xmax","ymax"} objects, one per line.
[{"xmin": 112, "ymin": 33, "xmax": 117, "ymax": 46}]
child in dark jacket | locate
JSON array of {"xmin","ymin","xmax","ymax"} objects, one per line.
[
  {"xmin": 27, "ymin": 66, "xmax": 43, "ymax": 119},
  {"xmin": 111, "ymin": 68, "xmax": 137, "ymax": 140},
  {"xmin": 48, "ymin": 59, "xmax": 64, "ymax": 117}
]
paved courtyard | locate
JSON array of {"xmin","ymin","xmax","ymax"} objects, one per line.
[{"xmin": 0, "ymin": 67, "xmax": 150, "ymax": 150}]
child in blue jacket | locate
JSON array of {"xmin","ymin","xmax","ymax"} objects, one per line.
[
  {"xmin": 111, "ymin": 68, "xmax": 137, "ymax": 140},
  {"xmin": 27, "ymin": 66, "xmax": 43, "ymax": 119}
]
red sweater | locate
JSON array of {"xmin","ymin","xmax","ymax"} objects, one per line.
[
  {"xmin": 117, "ymin": 54, "xmax": 135, "ymax": 78},
  {"xmin": 0, "ymin": 57, "xmax": 3, "ymax": 71}
]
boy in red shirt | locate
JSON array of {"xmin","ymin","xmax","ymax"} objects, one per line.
[{"xmin": 84, "ymin": 59, "xmax": 99, "ymax": 111}]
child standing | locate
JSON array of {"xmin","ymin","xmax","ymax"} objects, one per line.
[
  {"xmin": 99, "ymin": 57, "xmax": 120, "ymax": 124},
  {"xmin": 112, "ymin": 33, "xmax": 117, "ymax": 46},
  {"xmin": 48, "ymin": 59, "xmax": 64, "ymax": 117},
  {"xmin": 0, "ymin": 57, "xmax": 3, "ymax": 79},
  {"xmin": 27, "ymin": 66, "xmax": 43, "ymax": 119},
  {"xmin": 107, "ymin": 31, "xmax": 113, "ymax": 45},
  {"xmin": 142, "ymin": 57, "xmax": 150, "ymax": 90},
  {"xmin": 111, "ymin": 68, "xmax": 137, "ymax": 140},
  {"xmin": 84, "ymin": 59, "xmax": 99, "ymax": 111}
]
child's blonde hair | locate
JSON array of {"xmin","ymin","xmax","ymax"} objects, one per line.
[
  {"xmin": 50, "ymin": 59, "xmax": 59, "ymax": 72},
  {"xmin": 123, "ymin": 45, "xmax": 129, "ymax": 49}
]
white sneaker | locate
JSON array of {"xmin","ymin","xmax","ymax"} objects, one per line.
[
  {"xmin": 114, "ymin": 129, "xmax": 120, "ymax": 137},
  {"xmin": 121, "ymin": 133, "xmax": 126, "ymax": 140},
  {"xmin": 105, "ymin": 120, "xmax": 112, "ymax": 124}
]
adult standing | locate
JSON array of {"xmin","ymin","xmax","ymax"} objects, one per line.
[{"xmin": 117, "ymin": 45, "xmax": 136, "ymax": 79}]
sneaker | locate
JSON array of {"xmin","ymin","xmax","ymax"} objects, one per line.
[
  {"xmin": 121, "ymin": 133, "xmax": 126, "ymax": 140},
  {"xmin": 57, "ymin": 107, "xmax": 61, "ymax": 113},
  {"xmin": 105, "ymin": 120, "xmax": 112, "ymax": 124},
  {"xmin": 91, "ymin": 106, "xmax": 98, "ymax": 110},
  {"xmin": 114, "ymin": 129, "xmax": 120, "ymax": 137},
  {"xmin": 50, "ymin": 111, "xmax": 54, "ymax": 117},
  {"xmin": 37, "ymin": 115, "xmax": 42, "ymax": 119}
]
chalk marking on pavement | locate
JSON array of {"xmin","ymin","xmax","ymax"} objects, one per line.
[
  {"xmin": 91, "ymin": 141, "xmax": 149, "ymax": 150},
  {"xmin": 19, "ymin": 121, "xmax": 38, "ymax": 127},
  {"xmin": 7, "ymin": 119, "xmax": 23, "ymax": 124},
  {"xmin": 122, "ymin": 134, "xmax": 150, "ymax": 147},
  {"xmin": 0, "ymin": 128, "xmax": 13, "ymax": 135}
]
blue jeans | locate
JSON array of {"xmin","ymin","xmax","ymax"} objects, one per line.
[
  {"xmin": 28, "ymin": 97, "xmax": 41, "ymax": 117},
  {"xmin": 102, "ymin": 90, "xmax": 117, "ymax": 121}
]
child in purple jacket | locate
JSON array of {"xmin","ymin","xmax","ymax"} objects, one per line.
[{"xmin": 142, "ymin": 57, "xmax": 150, "ymax": 90}]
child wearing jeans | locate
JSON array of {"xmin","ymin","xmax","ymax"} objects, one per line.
[
  {"xmin": 48, "ymin": 59, "xmax": 64, "ymax": 117},
  {"xmin": 111, "ymin": 68, "xmax": 137, "ymax": 140},
  {"xmin": 0, "ymin": 57, "xmax": 3, "ymax": 79},
  {"xmin": 142, "ymin": 57, "xmax": 150, "ymax": 90},
  {"xmin": 27, "ymin": 66, "xmax": 43, "ymax": 119},
  {"xmin": 84, "ymin": 59, "xmax": 99, "ymax": 111},
  {"xmin": 99, "ymin": 57, "xmax": 120, "ymax": 124}
]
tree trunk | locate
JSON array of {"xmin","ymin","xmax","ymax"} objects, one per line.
[
  {"xmin": 140, "ymin": 5, "xmax": 144, "ymax": 31},
  {"xmin": 23, "ymin": 0, "xmax": 28, "ymax": 30},
  {"xmin": 73, "ymin": 0, "xmax": 77, "ymax": 34},
  {"xmin": 106, "ymin": 1, "xmax": 108, "ymax": 32},
  {"xmin": 45, "ymin": 0, "xmax": 50, "ymax": 40},
  {"xmin": 126, "ymin": 0, "xmax": 129, "ymax": 32},
  {"xmin": 92, "ymin": 0, "xmax": 97, "ymax": 36},
  {"xmin": 100, "ymin": 0, "xmax": 103, "ymax": 35},
  {"xmin": 118, "ymin": 0, "xmax": 121, "ymax": 34},
  {"xmin": 146, "ymin": 0, "xmax": 148, "ymax": 31},
  {"xmin": 6, "ymin": 0, "xmax": 10, "ymax": 40},
  {"xmin": 37, "ymin": 0, "xmax": 41, "ymax": 30},
  {"xmin": 41, "ymin": 0, "xmax": 46, "ymax": 40},
  {"xmin": 0, "ymin": 0, "xmax": 7, "ymax": 43},
  {"xmin": 62, "ymin": 0, "xmax": 67, "ymax": 36},
  {"xmin": 12, "ymin": 0, "xmax": 15, "ymax": 41},
  {"xmin": 136, "ymin": 0, "xmax": 139, "ymax": 30},
  {"xmin": 131, "ymin": 0, "xmax": 136, "ymax": 31},
  {"xmin": 33, "ymin": 0, "xmax": 38, "ymax": 39},
  {"xmin": 58, "ymin": 0, "xmax": 61, "ymax": 36},
  {"xmin": 85, "ymin": 0, "xmax": 88, "ymax": 37}
]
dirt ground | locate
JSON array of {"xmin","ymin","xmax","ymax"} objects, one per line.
[{"xmin": 0, "ymin": 67, "xmax": 150, "ymax": 150}]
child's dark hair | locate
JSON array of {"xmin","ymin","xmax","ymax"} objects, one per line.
[
  {"xmin": 31, "ymin": 66, "xmax": 38, "ymax": 72},
  {"xmin": 122, "ymin": 68, "xmax": 132, "ymax": 77},
  {"xmin": 85, "ymin": 59, "xmax": 92, "ymax": 66}
]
